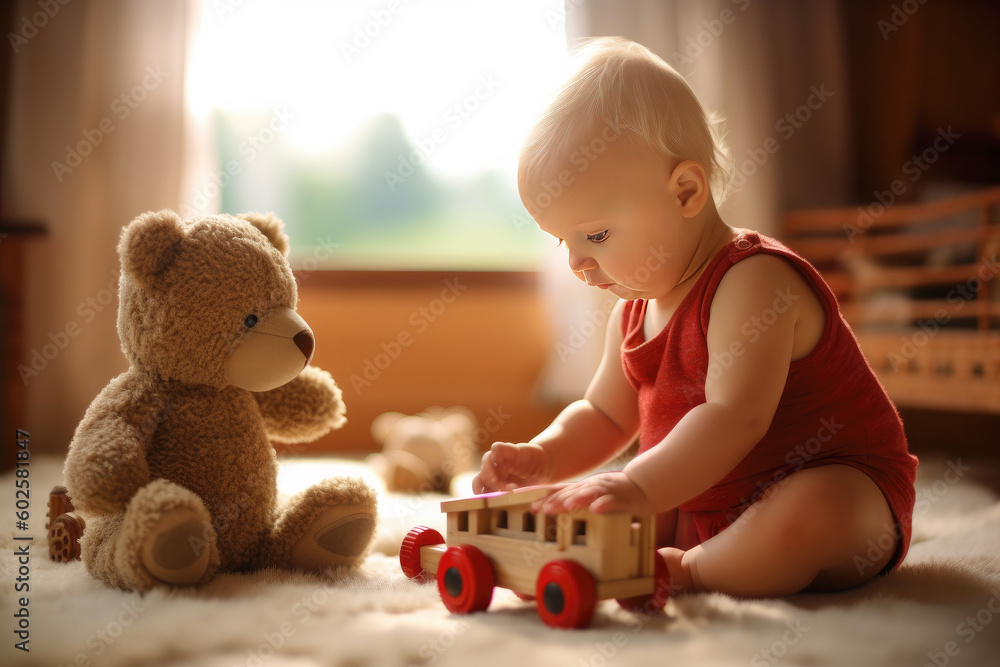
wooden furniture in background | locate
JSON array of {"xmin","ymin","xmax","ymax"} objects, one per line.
[
  {"xmin": 784, "ymin": 186, "xmax": 1000, "ymax": 414},
  {"xmin": 1, "ymin": 220, "xmax": 46, "ymax": 472},
  {"xmin": 292, "ymin": 270, "xmax": 562, "ymax": 457}
]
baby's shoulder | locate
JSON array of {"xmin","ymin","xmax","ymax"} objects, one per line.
[
  {"xmin": 713, "ymin": 251, "xmax": 822, "ymax": 313},
  {"xmin": 721, "ymin": 251, "xmax": 803, "ymax": 289}
]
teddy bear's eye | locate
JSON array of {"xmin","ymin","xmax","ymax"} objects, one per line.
[{"xmin": 244, "ymin": 314, "xmax": 258, "ymax": 328}]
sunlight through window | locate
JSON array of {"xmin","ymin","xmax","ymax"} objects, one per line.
[{"xmin": 185, "ymin": 0, "xmax": 571, "ymax": 270}]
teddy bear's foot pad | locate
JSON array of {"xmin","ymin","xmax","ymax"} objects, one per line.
[
  {"xmin": 289, "ymin": 508, "xmax": 375, "ymax": 572},
  {"xmin": 141, "ymin": 511, "xmax": 212, "ymax": 586}
]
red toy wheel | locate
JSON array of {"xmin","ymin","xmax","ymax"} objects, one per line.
[
  {"xmin": 535, "ymin": 560, "xmax": 597, "ymax": 629},
  {"xmin": 436, "ymin": 545, "xmax": 494, "ymax": 613},
  {"xmin": 616, "ymin": 550, "xmax": 671, "ymax": 614},
  {"xmin": 399, "ymin": 526, "xmax": 444, "ymax": 580}
]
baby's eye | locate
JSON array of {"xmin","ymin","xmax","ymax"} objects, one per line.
[{"xmin": 586, "ymin": 230, "xmax": 610, "ymax": 243}]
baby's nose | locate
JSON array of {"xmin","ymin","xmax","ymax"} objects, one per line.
[{"xmin": 567, "ymin": 249, "xmax": 598, "ymax": 273}]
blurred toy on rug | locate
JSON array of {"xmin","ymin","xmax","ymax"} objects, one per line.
[{"xmin": 368, "ymin": 407, "xmax": 478, "ymax": 494}]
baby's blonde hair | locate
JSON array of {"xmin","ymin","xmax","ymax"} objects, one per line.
[{"xmin": 519, "ymin": 37, "xmax": 732, "ymax": 207}]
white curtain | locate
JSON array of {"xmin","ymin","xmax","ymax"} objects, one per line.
[
  {"xmin": 3, "ymin": 0, "xmax": 192, "ymax": 455},
  {"xmin": 535, "ymin": 0, "xmax": 852, "ymax": 404}
]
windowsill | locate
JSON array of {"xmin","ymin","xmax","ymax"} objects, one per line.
[{"xmin": 294, "ymin": 269, "xmax": 539, "ymax": 290}]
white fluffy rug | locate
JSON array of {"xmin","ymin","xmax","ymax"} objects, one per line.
[{"xmin": 3, "ymin": 456, "xmax": 999, "ymax": 667}]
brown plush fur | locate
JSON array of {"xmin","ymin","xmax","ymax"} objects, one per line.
[{"xmin": 64, "ymin": 210, "xmax": 377, "ymax": 592}]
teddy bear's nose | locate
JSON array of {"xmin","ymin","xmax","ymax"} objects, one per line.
[{"xmin": 293, "ymin": 330, "xmax": 314, "ymax": 362}]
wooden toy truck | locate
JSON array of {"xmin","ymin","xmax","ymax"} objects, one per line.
[{"xmin": 399, "ymin": 486, "xmax": 671, "ymax": 629}]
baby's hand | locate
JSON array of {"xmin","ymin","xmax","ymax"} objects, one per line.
[
  {"xmin": 531, "ymin": 472, "xmax": 651, "ymax": 515},
  {"xmin": 472, "ymin": 442, "xmax": 551, "ymax": 494}
]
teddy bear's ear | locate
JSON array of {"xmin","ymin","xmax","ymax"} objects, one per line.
[
  {"xmin": 238, "ymin": 211, "xmax": 290, "ymax": 257},
  {"xmin": 118, "ymin": 209, "xmax": 186, "ymax": 285},
  {"xmin": 371, "ymin": 411, "xmax": 405, "ymax": 444},
  {"xmin": 439, "ymin": 410, "xmax": 476, "ymax": 436}
]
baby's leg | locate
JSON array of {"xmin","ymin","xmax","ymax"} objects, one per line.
[{"xmin": 662, "ymin": 465, "xmax": 896, "ymax": 597}]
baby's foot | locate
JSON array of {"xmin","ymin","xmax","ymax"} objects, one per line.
[
  {"xmin": 658, "ymin": 547, "xmax": 702, "ymax": 596},
  {"xmin": 140, "ymin": 509, "xmax": 213, "ymax": 585}
]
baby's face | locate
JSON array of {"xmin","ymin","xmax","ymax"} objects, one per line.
[{"xmin": 522, "ymin": 137, "xmax": 699, "ymax": 301}]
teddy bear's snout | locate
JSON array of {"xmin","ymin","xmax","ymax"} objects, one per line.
[
  {"xmin": 294, "ymin": 330, "xmax": 314, "ymax": 362},
  {"xmin": 225, "ymin": 308, "xmax": 315, "ymax": 392}
]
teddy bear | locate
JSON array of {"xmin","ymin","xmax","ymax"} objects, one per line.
[
  {"xmin": 367, "ymin": 407, "xmax": 477, "ymax": 493},
  {"xmin": 62, "ymin": 209, "xmax": 377, "ymax": 592}
]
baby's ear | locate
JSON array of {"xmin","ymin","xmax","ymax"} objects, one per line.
[
  {"xmin": 670, "ymin": 160, "xmax": 710, "ymax": 218},
  {"xmin": 118, "ymin": 209, "xmax": 185, "ymax": 286},
  {"xmin": 238, "ymin": 211, "xmax": 290, "ymax": 257}
]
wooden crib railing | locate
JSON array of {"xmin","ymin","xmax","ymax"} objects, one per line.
[{"xmin": 783, "ymin": 186, "xmax": 1000, "ymax": 413}]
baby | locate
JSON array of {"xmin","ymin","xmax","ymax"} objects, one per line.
[{"xmin": 472, "ymin": 37, "xmax": 918, "ymax": 597}]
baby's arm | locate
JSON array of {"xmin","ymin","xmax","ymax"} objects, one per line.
[
  {"xmin": 473, "ymin": 299, "xmax": 640, "ymax": 492},
  {"xmin": 538, "ymin": 255, "xmax": 812, "ymax": 515}
]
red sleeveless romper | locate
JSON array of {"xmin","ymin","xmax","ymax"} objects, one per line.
[{"xmin": 621, "ymin": 231, "xmax": 918, "ymax": 571}]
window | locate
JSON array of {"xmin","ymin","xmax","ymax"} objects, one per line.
[
  {"xmin": 185, "ymin": 0, "xmax": 570, "ymax": 270},
  {"xmin": 522, "ymin": 511, "xmax": 536, "ymax": 534},
  {"xmin": 496, "ymin": 510, "xmax": 508, "ymax": 529},
  {"xmin": 571, "ymin": 519, "xmax": 587, "ymax": 546},
  {"xmin": 455, "ymin": 511, "xmax": 469, "ymax": 532}
]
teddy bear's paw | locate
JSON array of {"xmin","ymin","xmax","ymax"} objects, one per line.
[
  {"xmin": 140, "ymin": 509, "xmax": 213, "ymax": 586},
  {"xmin": 288, "ymin": 506, "xmax": 376, "ymax": 572}
]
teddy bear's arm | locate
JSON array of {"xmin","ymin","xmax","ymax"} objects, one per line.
[
  {"xmin": 64, "ymin": 371, "xmax": 163, "ymax": 515},
  {"xmin": 253, "ymin": 365, "xmax": 347, "ymax": 444}
]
